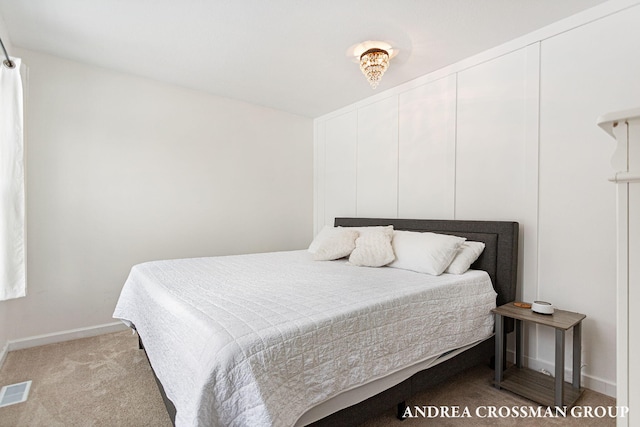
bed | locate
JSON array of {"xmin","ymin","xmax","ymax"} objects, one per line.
[{"xmin": 113, "ymin": 217, "xmax": 518, "ymax": 426}]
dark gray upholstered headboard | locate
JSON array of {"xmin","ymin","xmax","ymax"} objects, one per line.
[{"xmin": 334, "ymin": 218, "xmax": 519, "ymax": 306}]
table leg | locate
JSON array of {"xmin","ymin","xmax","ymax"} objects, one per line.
[
  {"xmin": 555, "ymin": 328, "xmax": 565, "ymax": 407},
  {"xmin": 573, "ymin": 322, "xmax": 582, "ymax": 389},
  {"xmin": 495, "ymin": 313, "xmax": 504, "ymax": 387},
  {"xmin": 515, "ymin": 319, "xmax": 523, "ymax": 368}
]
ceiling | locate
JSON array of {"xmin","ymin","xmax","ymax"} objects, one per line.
[{"xmin": 0, "ymin": 0, "xmax": 609, "ymax": 118}]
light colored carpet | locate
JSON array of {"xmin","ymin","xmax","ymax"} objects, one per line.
[
  {"xmin": 0, "ymin": 331, "xmax": 172, "ymax": 427},
  {"xmin": 0, "ymin": 331, "xmax": 616, "ymax": 426}
]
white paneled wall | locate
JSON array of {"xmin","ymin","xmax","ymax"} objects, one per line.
[
  {"xmin": 457, "ymin": 44, "xmax": 541, "ymax": 306},
  {"xmin": 538, "ymin": 4, "xmax": 640, "ymax": 396},
  {"xmin": 356, "ymin": 97, "xmax": 399, "ymax": 218},
  {"xmin": 314, "ymin": 2, "xmax": 640, "ymax": 396},
  {"xmin": 398, "ymin": 75, "xmax": 456, "ymax": 219},
  {"xmin": 456, "ymin": 47, "xmax": 530, "ymax": 222}
]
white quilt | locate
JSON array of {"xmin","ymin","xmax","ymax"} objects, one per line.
[{"xmin": 113, "ymin": 250, "xmax": 496, "ymax": 427}]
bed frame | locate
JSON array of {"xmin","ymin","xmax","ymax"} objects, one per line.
[{"xmin": 140, "ymin": 217, "xmax": 519, "ymax": 426}]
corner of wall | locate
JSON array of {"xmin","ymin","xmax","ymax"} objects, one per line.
[
  {"xmin": 0, "ymin": 302, "xmax": 8, "ymax": 369},
  {"xmin": 0, "ymin": 340, "xmax": 7, "ymax": 370}
]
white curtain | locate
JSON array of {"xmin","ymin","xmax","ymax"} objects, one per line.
[{"xmin": 0, "ymin": 57, "xmax": 25, "ymax": 300}]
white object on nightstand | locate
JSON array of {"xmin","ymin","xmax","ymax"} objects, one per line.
[{"xmin": 532, "ymin": 301, "xmax": 554, "ymax": 315}]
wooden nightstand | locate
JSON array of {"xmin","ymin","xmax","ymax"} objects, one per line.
[{"xmin": 492, "ymin": 303, "xmax": 586, "ymax": 408}]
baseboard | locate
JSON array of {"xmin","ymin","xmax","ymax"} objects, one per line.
[
  {"xmin": 6, "ymin": 322, "xmax": 129, "ymax": 353},
  {"xmin": 506, "ymin": 349, "xmax": 616, "ymax": 398}
]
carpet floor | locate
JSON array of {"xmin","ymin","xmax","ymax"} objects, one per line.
[{"xmin": 0, "ymin": 331, "xmax": 616, "ymax": 426}]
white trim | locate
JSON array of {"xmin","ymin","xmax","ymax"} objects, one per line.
[
  {"xmin": 609, "ymin": 172, "xmax": 640, "ymax": 183},
  {"xmin": 523, "ymin": 42, "xmax": 541, "ymax": 306},
  {"xmin": 5, "ymin": 322, "xmax": 129, "ymax": 353},
  {"xmin": 597, "ymin": 107, "xmax": 640, "ymax": 137}
]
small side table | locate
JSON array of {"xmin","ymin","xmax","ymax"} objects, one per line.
[{"xmin": 492, "ymin": 303, "xmax": 586, "ymax": 408}]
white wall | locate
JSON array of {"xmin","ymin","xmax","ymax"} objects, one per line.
[
  {"xmin": 314, "ymin": 1, "xmax": 640, "ymax": 396},
  {"xmin": 537, "ymin": 6, "xmax": 640, "ymax": 395},
  {"xmin": 1, "ymin": 48, "xmax": 313, "ymax": 342}
]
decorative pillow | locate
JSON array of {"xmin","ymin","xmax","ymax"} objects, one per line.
[
  {"xmin": 348, "ymin": 226, "xmax": 394, "ymax": 234},
  {"xmin": 309, "ymin": 226, "xmax": 359, "ymax": 261},
  {"xmin": 388, "ymin": 230, "xmax": 466, "ymax": 275},
  {"xmin": 348, "ymin": 225, "xmax": 395, "ymax": 267},
  {"xmin": 446, "ymin": 241, "xmax": 486, "ymax": 274},
  {"xmin": 308, "ymin": 225, "xmax": 333, "ymax": 253}
]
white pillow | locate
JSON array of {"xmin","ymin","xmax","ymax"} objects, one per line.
[
  {"xmin": 445, "ymin": 241, "xmax": 486, "ymax": 274},
  {"xmin": 308, "ymin": 225, "xmax": 333, "ymax": 253},
  {"xmin": 388, "ymin": 230, "xmax": 466, "ymax": 275},
  {"xmin": 347, "ymin": 226, "xmax": 394, "ymax": 234},
  {"xmin": 309, "ymin": 226, "xmax": 359, "ymax": 261},
  {"xmin": 348, "ymin": 225, "xmax": 395, "ymax": 267}
]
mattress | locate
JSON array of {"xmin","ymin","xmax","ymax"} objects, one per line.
[{"xmin": 113, "ymin": 250, "xmax": 496, "ymax": 427}]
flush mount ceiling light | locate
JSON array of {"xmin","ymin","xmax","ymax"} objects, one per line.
[
  {"xmin": 351, "ymin": 41, "xmax": 397, "ymax": 89},
  {"xmin": 359, "ymin": 48, "xmax": 389, "ymax": 89}
]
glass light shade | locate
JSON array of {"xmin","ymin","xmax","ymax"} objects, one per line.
[{"xmin": 359, "ymin": 48, "xmax": 390, "ymax": 89}]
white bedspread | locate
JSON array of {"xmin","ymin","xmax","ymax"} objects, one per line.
[{"xmin": 113, "ymin": 250, "xmax": 496, "ymax": 427}]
